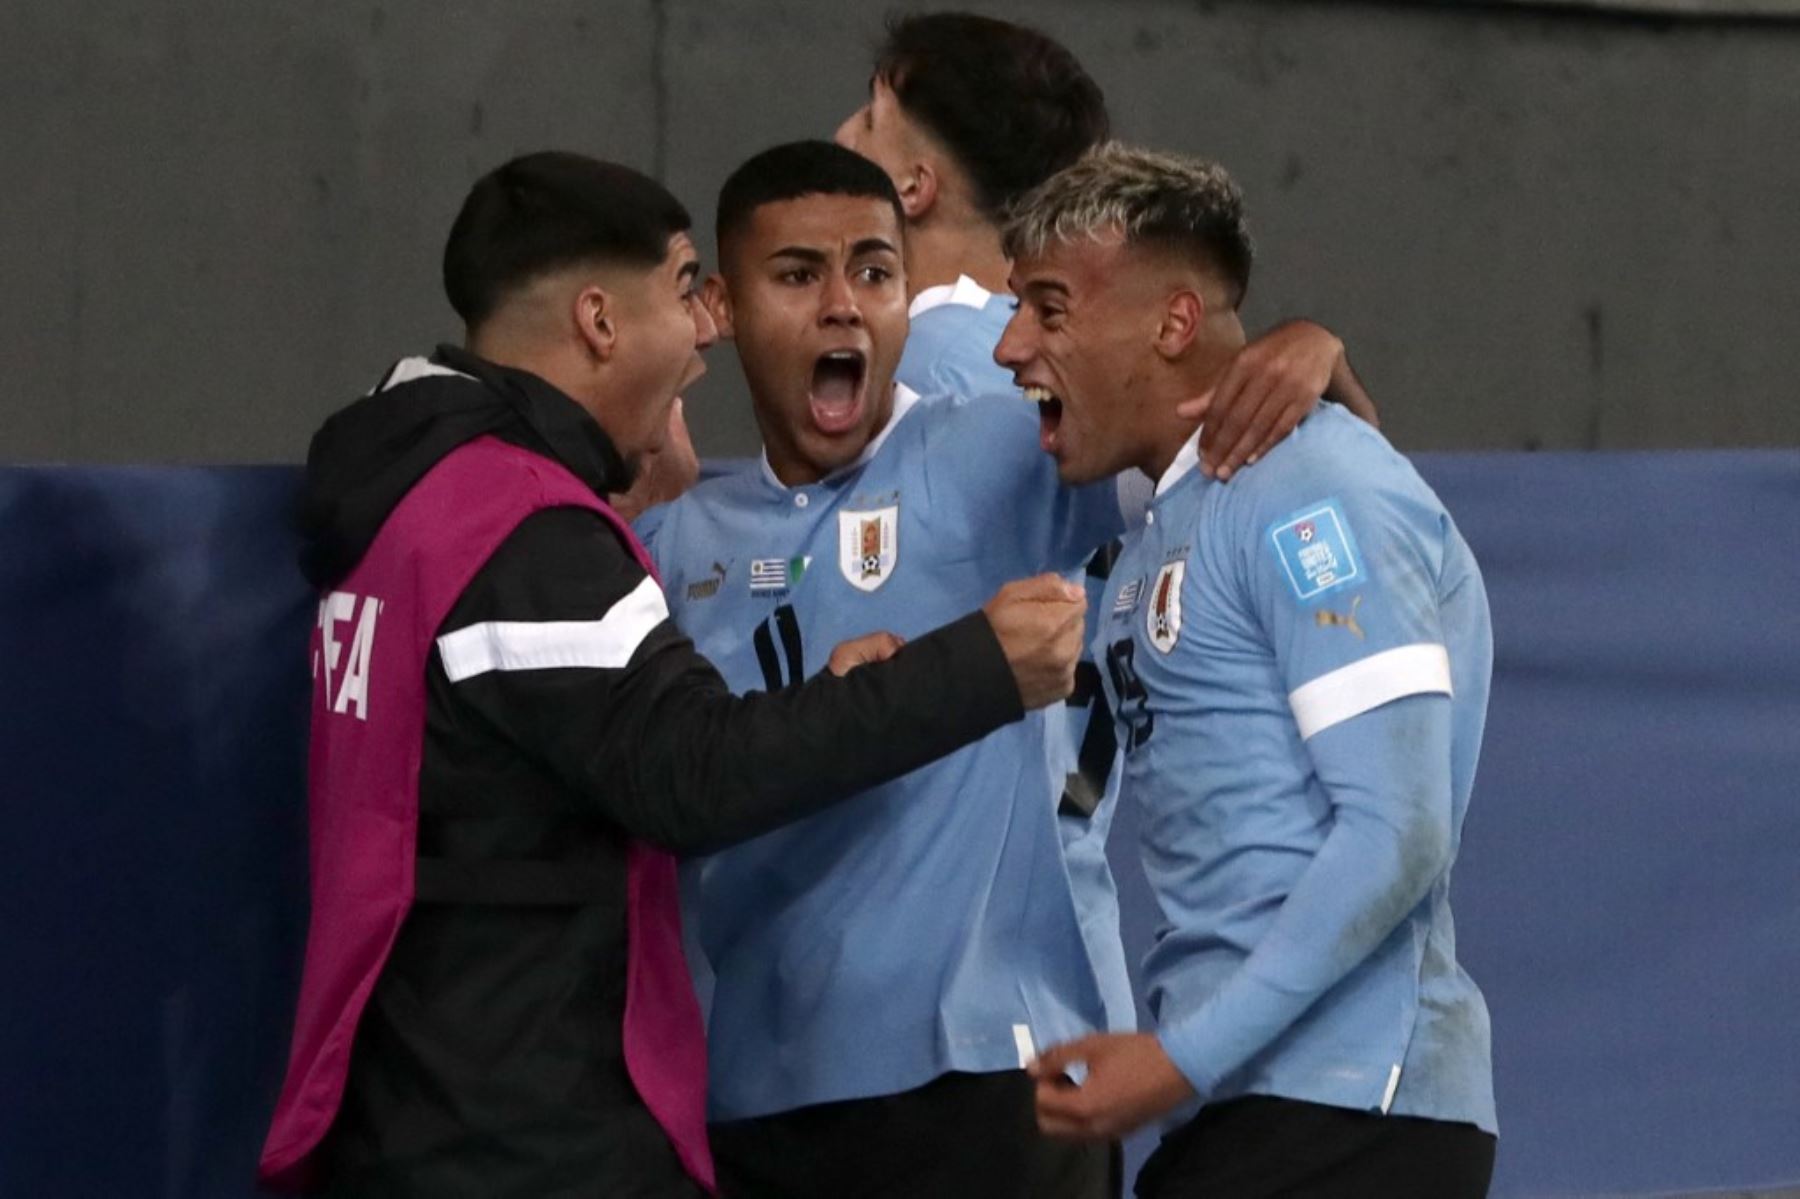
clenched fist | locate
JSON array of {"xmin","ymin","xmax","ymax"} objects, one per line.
[{"xmin": 982, "ymin": 574, "xmax": 1087, "ymax": 710}]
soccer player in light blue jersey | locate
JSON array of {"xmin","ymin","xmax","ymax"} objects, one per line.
[
  {"xmin": 998, "ymin": 144, "xmax": 1497, "ymax": 1197},
  {"xmin": 636, "ymin": 140, "xmax": 1336, "ymax": 1199},
  {"xmin": 835, "ymin": 13, "xmax": 1139, "ymax": 1065},
  {"xmin": 832, "ymin": 13, "xmax": 1389, "ymax": 1072}
]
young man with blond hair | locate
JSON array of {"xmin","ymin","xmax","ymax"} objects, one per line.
[{"xmin": 999, "ymin": 145, "xmax": 1498, "ymax": 1198}]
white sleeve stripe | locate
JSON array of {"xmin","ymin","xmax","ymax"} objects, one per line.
[
  {"xmin": 436, "ymin": 576, "xmax": 669, "ymax": 683},
  {"xmin": 1288, "ymin": 643, "xmax": 1452, "ymax": 740}
]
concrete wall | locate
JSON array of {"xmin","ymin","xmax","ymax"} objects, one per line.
[{"xmin": 4, "ymin": 0, "xmax": 1796, "ymax": 464}]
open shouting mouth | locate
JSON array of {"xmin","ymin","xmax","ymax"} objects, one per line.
[
  {"xmin": 810, "ymin": 348, "xmax": 868, "ymax": 436},
  {"xmin": 1024, "ymin": 385, "xmax": 1064, "ymax": 455}
]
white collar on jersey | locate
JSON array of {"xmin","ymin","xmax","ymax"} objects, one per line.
[
  {"xmin": 1155, "ymin": 425, "xmax": 1206, "ymax": 497},
  {"xmin": 758, "ymin": 382, "xmax": 924, "ymax": 491},
  {"xmin": 908, "ymin": 274, "xmax": 996, "ymax": 319}
]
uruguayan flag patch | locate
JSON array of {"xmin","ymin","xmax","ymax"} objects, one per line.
[
  {"xmin": 1113, "ymin": 578, "xmax": 1143, "ymax": 615},
  {"xmin": 1269, "ymin": 500, "xmax": 1363, "ymax": 601},
  {"xmin": 751, "ymin": 556, "xmax": 809, "ymax": 595}
]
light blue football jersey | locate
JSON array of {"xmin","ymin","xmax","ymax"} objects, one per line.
[
  {"xmin": 1099, "ymin": 404, "xmax": 1497, "ymax": 1133},
  {"xmin": 897, "ymin": 276, "xmax": 1140, "ymax": 1036},
  {"xmin": 896, "ymin": 273, "xmax": 1017, "ymax": 398},
  {"xmin": 640, "ymin": 384, "xmax": 1128, "ymax": 1120}
]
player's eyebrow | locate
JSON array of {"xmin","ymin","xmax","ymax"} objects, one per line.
[
  {"xmin": 850, "ymin": 237, "xmax": 898, "ymax": 258},
  {"xmin": 1019, "ymin": 278, "xmax": 1071, "ymax": 300},
  {"xmin": 767, "ymin": 246, "xmax": 829, "ymax": 265}
]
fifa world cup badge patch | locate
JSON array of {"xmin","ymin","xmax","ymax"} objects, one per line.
[
  {"xmin": 838, "ymin": 506, "xmax": 898, "ymax": 592},
  {"xmin": 1147, "ymin": 561, "xmax": 1184, "ymax": 653},
  {"xmin": 1269, "ymin": 499, "xmax": 1362, "ymax": 601}
]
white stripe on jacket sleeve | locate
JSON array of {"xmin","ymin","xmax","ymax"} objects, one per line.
[
  {"xmin": 1287, "ymin": 643, "xmax": 1452, "ymax": 740},
  {"xmin": 436, "ymin": 575, "xmax": 669, "ymax": 683}
]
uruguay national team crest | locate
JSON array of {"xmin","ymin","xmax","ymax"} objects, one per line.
[
  {"xmin": 1147, "ymin": 561, "xmax": 1184, "ymax": 653},
  {"xmin": 838, "ymin": 506, "xmax": 898, "ymax": 592}
]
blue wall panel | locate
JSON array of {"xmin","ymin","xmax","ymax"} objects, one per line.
[{"xmin": 2, "ymin": 452, "xmax": 1795, "ymax": 1197}]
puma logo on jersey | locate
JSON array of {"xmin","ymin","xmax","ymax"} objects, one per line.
[
  {"xmin": 686, "ymin": 561, "xmax": 729, "ymax": 601},
  {"xmin": 314, "ymin": 590, "xmax": 382, "ymax": 721},
  {"xmin": 1314, "ymin": 595, "xmax": 1364, "ymax": 639}
]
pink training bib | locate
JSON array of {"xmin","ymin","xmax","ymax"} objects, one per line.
[{"xmin": 259, "ymin": 435, "xmax": 714, "ymax": 1193}]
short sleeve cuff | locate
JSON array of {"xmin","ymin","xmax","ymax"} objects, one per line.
[{"xmin": 1287, "ymin": 643, "xmax": 1451, "ymax": 740}]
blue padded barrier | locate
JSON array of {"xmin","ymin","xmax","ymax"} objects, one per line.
[
  {"xmin": 1, "ymin": 452, "xmax": 1795, "ymax": 1198},
  {"xmin": 0, "ymin": 468, "xmax": 312, "ymax": 1198}
]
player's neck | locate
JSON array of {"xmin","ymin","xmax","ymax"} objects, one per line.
[
  {"xmin": 903, "ymin": 219, "xmax": 1010, "ymax": 300},
  {"xmin": 1141, "ymin": 418, "xmax": 1203, "ymax": 490},
  {"xmin": 758, "ymin": 388, "xmax": 897, "ymax": 488},
  {"xmin": 1138, "ymin": 344, "xmax": 1239, "ymax": 485},
  {"xmin": 466, "ymin": 328, "xmax": 595, "ymax": 420}
]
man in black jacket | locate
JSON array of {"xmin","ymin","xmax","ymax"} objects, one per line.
[{"xmin": 272, "ymin": 151, "xmax": 1085, "ymax": 1197}]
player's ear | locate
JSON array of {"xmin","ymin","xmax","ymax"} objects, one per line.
[
  {"xmin": 575, "ymin": 284, "xmax": 617, "ymax": 362},
  {"xmin": 1154, "ymin": 289, "xmax": 1205, "ymax": 361},
  {"xmin": 898, "ymin": 160, "xmax": 938, "ymax": 222},
  {"xmin": 700, "ymin": 274, "xmax": 734, "ymax": 340}
]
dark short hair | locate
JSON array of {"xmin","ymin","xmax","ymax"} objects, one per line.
[
  {"xmin": 442, "ymin": 151, "xmax": 691, "ymax": 328},
  {"xmin": 874, "ymin": 13, "xmax": 1109, "ymax": 222},
  {"xmin": 715, "ymin": 140, "xmax": 904, "ymax": 259}
]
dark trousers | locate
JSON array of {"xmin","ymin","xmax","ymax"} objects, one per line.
[
  {"xmin": 710, "ymin": 1069, "xmax": 1118, "ymax": 1199},
  {"xmin": 1135, "ymin": 1095, "xmax": 1494, "ymax": 1199}
]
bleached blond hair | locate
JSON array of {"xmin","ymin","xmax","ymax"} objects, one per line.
[{"xmin": 1001, "ymin": 142, "xmax": 1254, "ymax": 307}]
